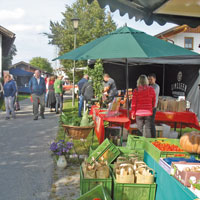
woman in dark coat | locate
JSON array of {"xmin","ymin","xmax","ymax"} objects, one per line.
[{"xmin": 46, "ymin": 76, "xmax": 56, "ymax": 112}]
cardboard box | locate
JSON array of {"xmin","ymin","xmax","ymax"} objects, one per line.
[
  {"xmin": 171, "ymin": 162, "xmax": 200, "ymax": 187},
  {"xmin": 177, "ymin": 100, "xmax": 186, "ymax": 112},
  {"xmin": 167, "ymin": 100, "xmax": 178, "ymax": 112}
]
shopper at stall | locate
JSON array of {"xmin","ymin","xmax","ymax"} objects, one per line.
[
  {"xmin": 131, "ymin": 75, "xmax": 156, "ymax": 138},
  {"xmin": 148, "ymin": 73, "xmax": 160, "ymax": 138},
  {"xmin": 103, "ymin": 74, "xmax": 118, "ymax": 105},
  {"xmin": 3, "ymin": 74, "xmax": 17, "ymax": 119},
  {"xmin": 78, "ymin": 74, "xmax": 89, "ymax": 117},
  {"xmin": 81, "ymin": 79, "xmax": 94, "ymax": 111},
  {"xmin": 29, "ymin": 70, "xmax": 46, "ymax": 120}
]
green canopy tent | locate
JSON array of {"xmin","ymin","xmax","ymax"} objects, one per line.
[
  {"xmin": 53, "ymin": 26, "xmax": 200, "ymax": 116},
  {"xmin": 87, "ymin": 0, "xmax": 200, "ymax": 27}
]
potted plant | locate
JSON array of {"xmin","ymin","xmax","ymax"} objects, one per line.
[
  {"xmin": 50, "ymin": 140, "xmax": 73, "ymax": 168},
  {"xmin": 60, "ymin": 110, "xmax": 94, "ymax": 140}
]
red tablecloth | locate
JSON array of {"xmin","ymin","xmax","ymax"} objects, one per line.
[
  {"xmin": 91, "ymin": 106, "xmax": 200, "ymax": 143},
  {"xmin": 119, "ymin": 108, "xmax": 200, "ymax": 130},
  {"xmin": 90, "ymin": 106, "xmax": 130, "ymax": 144}
]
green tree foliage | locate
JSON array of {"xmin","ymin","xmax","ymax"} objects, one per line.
[
  {"xmin": 2, "ymin": 44, "xmax": 17, "ymax": 70},
  {"xmin": 85, "ymin": 59, "xmax": 104, "ymax": 101},
  {"xmin": 45, "ymin": 0, "xmax": 116, "ymax": 81},
  {"xmin": 29, "ymin": 57, "xmax": 53, "ymax": 73}
]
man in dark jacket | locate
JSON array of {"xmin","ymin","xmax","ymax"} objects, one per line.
[
  {"xmin": 77, "ymin": 74, "xmax": 88, "ymax": 117},
  {"xmin": 29, "ymin": 70, "xmax": 46, "ymax": 120},
  {"xmin": 81, "ymin": 80, "xmax": 94, "ymax": 102}
]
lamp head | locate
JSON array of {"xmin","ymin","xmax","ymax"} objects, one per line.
[{"xmin": 71, "ymin": 18, "xmax": 80, "ymax": 30}]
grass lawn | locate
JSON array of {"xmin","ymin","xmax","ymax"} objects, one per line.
[
  {"xmin": 18, "ymin": 94, "xmax": 30, "ymax": 101},
  {"xmin": 56, "ymin": 99, "xmax": 99, "ymax": 159}
]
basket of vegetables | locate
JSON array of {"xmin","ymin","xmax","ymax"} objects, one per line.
[{"xmin": 61, "ymin": 110, "xmax": 94, "ymax": 140}]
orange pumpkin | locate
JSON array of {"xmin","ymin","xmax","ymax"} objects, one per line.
[{"xmin": 180, "ymin": 132, "xmax": 200, "ymax": 154}]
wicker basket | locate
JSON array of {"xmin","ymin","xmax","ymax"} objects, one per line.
[{"xmin": 62, "ymin": 124, "xmax": 94, "ymax": 140}]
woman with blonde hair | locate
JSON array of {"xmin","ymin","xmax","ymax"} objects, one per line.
[
  {"xmin": 131, "ymin": 75, "xmax": 156, "ymax": 138},
  {"xmin": 3, "ymin": 74, "xmax": 17, "ymax": 119}
]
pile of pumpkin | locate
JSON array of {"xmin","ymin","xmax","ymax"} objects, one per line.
[{"xmin": 180, "ymin": 132, "xmax": 200, "ymax": 154}]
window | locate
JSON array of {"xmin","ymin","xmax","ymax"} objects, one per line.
[{"xmin": 184, "ymin": 37, "xmax": 193, "ymax": 50}]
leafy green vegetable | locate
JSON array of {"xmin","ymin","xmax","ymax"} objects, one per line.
[{"xmin": 61, "ymin": 110, "xmax": 94, "ymax": 126}]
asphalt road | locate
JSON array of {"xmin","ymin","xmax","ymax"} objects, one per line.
[{"xmin": 0, "ymin": 98, "xmax": 61, "ymax": 200}]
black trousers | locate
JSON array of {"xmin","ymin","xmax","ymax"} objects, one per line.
[
  {"xmin": 151, "ymin": 108, "xmax": 157, "ymax": 138},
  {"xmin": 136, "ymin": 115, "xmax": 152, "ymax": 138}
]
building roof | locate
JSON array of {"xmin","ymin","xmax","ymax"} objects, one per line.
[
  {"xmin": 11, "ymin": 61, "xmax": 44, "ymax": 72},
  {"xmin": 87, "ymin": 0, "xmax": 200, "ymax": 27},
  {"xmin": 0, "ymin": 25, "xmax": 15, "ymax": 56},
  {"xmin": 155, "ymin": 25, "xmax": 200, "ymax": 39}
]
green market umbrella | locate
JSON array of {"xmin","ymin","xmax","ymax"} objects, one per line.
[
  {"xmin": 53, "ymin": 26, "xmax": 200, "ymax": 115},
  {"xmin": 53, "ymin": 26, "xmax": 198, "ymax": 61}
]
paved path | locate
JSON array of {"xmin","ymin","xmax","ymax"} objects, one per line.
[{"xmin": 0, "ymin": 98, "xmax": 60, "ymax": 200}]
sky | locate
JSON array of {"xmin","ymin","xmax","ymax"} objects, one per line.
[{"xmin": 0, "ymin": 0, "xmax": 176, "ymax": 69}]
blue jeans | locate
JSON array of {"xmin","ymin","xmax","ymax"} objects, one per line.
[
  {"xmin": 55, "ymin": 93, "xmax": 63, "ymax": 113},
  {"xmin": 5, "ymin": 96, "xmax": 15, "ymax": 118},
  {"xmin": 78, "ymin": 95, "xmax": 83, "ymax": 117}
]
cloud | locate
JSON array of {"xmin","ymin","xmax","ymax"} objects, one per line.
[
  {"xmin": 0, "ymin": 8, "xmax": 25, "ymax": 20},
  {"xmin": 7, "ymin": 24, "xmax": 46, "ymax": 32}
]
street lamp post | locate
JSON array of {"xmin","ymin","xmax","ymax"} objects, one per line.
[{"xmin": 71, "ymin": 18, "xmax": 80, "ymax": 107}]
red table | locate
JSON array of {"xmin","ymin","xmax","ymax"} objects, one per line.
[
  {"xmin": 90, "ymin": 106, "xmax": 130, "ymax": 144},
  {"xmin": 119, "ymin": 108, "xmax": 200, "ymax": 132},
  {"xmin": 91, "ymin": 106, "xmax": 200, "ymax": 143}
]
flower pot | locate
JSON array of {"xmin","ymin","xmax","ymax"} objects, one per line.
[{"xmin": 57, "ymin": 155, "xmax": 67, "ymax": 169}]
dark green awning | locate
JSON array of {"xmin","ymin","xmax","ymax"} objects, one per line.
[{"xmin": 87, "ymin": 0, "xmax": 200, "ymax": 27}]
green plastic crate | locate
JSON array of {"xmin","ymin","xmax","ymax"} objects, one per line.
[
  {"xmin": 80, "ymin": 166, "xmax": 113, "ymax": 196},
  {"xmin": 145, "ymin": 138, "xmax": 191, "ymax": 162},
  {"xmin": 118, "ymin": 146, "xmax": 144, "ymax": 161},
  {"xmin": 126, "ymin": 135, "xmax": 146, "ymax": 150},
  {"xmin": 87, "ymin": 139, "xmax": 120, "ymax": 164},
  {"xmin": 111, "ymin": 166, "xmax": 156, "ymax": 200},
  {"xmin": 76, "ymin": 185, "xmax": 112, "ymax": 200}
]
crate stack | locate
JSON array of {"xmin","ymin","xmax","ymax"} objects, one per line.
[{"xmin": 77, "ymin": 138, "xmax": 157, "ymax": 200}]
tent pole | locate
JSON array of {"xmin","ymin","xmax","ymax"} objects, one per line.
[
  {"xmin": 162, "ymin": 64, "xmax": 165, "ymax": 96},
  {"xmin": 125, "ymin": 58, "xmax": 129, "ymax": 118}
]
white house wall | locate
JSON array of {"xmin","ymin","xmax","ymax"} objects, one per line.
[
  {"xmin": 0, "ymin": 34, "xmax": 2, "ymax": 78},
  {"xmin": 168, "ymin": 32, "xmax": 200, "ymax": 54}
]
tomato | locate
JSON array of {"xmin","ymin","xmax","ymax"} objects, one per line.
[{"xmin": 151, "ymin": 140, "xmax": 184, "ymax": 152}]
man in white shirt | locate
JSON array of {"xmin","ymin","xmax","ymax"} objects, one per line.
[{"xmin": 148, "ymin": 73, "xmax": 160, "ymax": 138}]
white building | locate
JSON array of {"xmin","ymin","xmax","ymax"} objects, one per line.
[
  {"xmin": 155, "ymin": 25, "xmax": 200, "ymax": 54},
  {"xmin": 0, "ymin": 25, "xmax": 15, "ymax": 78}
]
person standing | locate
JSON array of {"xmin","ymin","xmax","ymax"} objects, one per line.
[
  {"xmin": 0, "ymin": 80, "xmax": 3, "ymax": 99},
  {"xmin": 81, "ymin": 80, "xmax": 94, "ymax": 111},
  {"xmin": 54, "ymin": 75, "xmax": 63, "ymax": 114},
  {"xmin": 46, "ymin": 76, "xmax": 56, "ymax": 112},
  {"xmin": 3, "ymin": 74, "xmax": 17, "ymax": 119},
  {"xmin": 148, "ymin": 73, "xmax": 160, "ymax": 138},
  {"xmin": 29, "ymin": 70, "xmax": 46, "ymax": 120},
  {"xmin": 103, "ymin": 74, "xmax": 118, "ymax": 105},
  {"xmin": 77, "ymin": 74, "xmax": 88, "ymax": 117},
  {"xmin": 131, "ymin": 75, "xmax": 156, "ymax": 138}
]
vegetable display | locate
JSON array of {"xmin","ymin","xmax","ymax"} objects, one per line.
[
  {"xmin": 180, "ymin": 132, "xmax": 200, "ymax": 154},
  {"xmin": 152, "ymin": 141, "xmax": 184, "ymax": 152},
  {"xmin": 60, "ymin": 110, "xmax": 94, "ymax": 127}
]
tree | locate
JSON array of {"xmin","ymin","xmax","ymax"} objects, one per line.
[
  {"xmin": 2, "ymin": 44, "xmax": 17, "ymax": 70},
  {"xmin": 29, "ymin": 57, "xmax": 53, "ymax": 73},
  {"xmin": 45, "ymin": 0, "xmax": 116, "ymax": 82}
]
